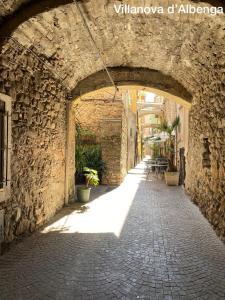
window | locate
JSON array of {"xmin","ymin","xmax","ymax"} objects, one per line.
[
  {"xmin": 0, "ymin": 94, "xmax": 11, "ymax": 201},
  {"xmin": 0, "ymin": 100, "xmax": 5, "ymax": 189},
  {"xmin": 202, "ymin": 138, "xmax": 211, "ymax": 169}
]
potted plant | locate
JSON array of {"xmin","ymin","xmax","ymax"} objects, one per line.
[
  {"xmin": 77, "ymin": 167, "xmax": 99, "ymax": 203},
  {"xmin": 160, "ymin": 116, "xmax": 180, "ymax": 186}
]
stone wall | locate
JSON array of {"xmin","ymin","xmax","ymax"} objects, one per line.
[
  {"xmin": 185, "ymin": 37, "xmax": 225, "ymax": 242},
  {"xmin": 101, "ymin": 119, "xmax": 124, "ymax": 185},
  {"xmin": 0, "ymin": 40, "xmax": 72, "ymax": 245},
  {"xmin": 0, "ymin": 0, "xmax": 224, "ymax": 243},
  {"xmin": 186, "ymin": 96, "xmax": 225, "ymax": 242},
  {"xmin": 127, "ymin": 110, "xmax": 137, "ymax": 170},
  {"xmin": 176, "ymin": 105, "xmax": 189, "ymax": 156},
  {"xmin": 75, "ymin": 98, "xmax": 128, "ymax": 185},
  {"xmin": 120, "ymin": 104, "xmax": 128, "ymax": 180}
]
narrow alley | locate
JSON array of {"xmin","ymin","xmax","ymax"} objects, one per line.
[{"xmin": 0, "ymin": 161, "xmax": 224, "ymax": 300}]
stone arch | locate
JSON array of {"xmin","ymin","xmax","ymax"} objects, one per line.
[
  {"xmin": 0, "ymin": 0, "xmax": 224, "ymax": 47},
  {"xmin": 0, "ymin": 0, "xmax": 222, "ymax": 108},
  {"xmin": 1, "ymin": 0, "xmax": 223, "ymax": 99},
  {"xmin": 0, "ymin": 0, "xmax": 224, "ymax": 243},
  {"xmin": 71, "ymin": 67, "xmax": 192, "ymax": 108},
  {"xmin": 72, "ymin": 73, "xmax": 191, "ymax": 187}
]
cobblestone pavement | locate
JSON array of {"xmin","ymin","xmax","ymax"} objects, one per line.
[{"xmin": 0, "ymin": 161, "xmax": 225, "ymax": 300}]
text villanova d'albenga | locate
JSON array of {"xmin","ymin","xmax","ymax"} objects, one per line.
[{"xmin": 114, "ymin": 4, "xmax": 224, "ymax": 15}]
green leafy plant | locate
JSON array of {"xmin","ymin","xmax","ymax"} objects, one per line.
[
  {"xmin": 83, "ymin": 145, "xmax": 106, "ymax": 179},
  {"xmin": 159, "ymin": 116, "xmax": 180, "ymax": 171},
  {"xmin": 75, "ymin": 144, "xmax": 106, "ymax": 183},
  {"xmin": 75, "ymin": 145, "xmax": 87, "ymax": 175},
  {"xmin": 75, "ymin": 123, "xmax": 106, "ymax": 183},
  {"xmin": 83, "ymin": 167, "xmax": 99, "ymax": 187},
  {"xmin": 150, "ymin": 143, "xmax": 160, "ymax": 159}
]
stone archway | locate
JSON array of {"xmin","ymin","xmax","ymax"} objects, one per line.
[
  {"xmin": 72, "ymin": 74, "xmax": 191, "ymax": 188},
  {"xmin": 0, "ymin": 0, "xmax": 224, "ymax": 47},
  {"xmin": 71, "ymin": 67, "xmax": 192, "ymax": 108},
  {"xmin": 0, "ymin": 0, "xmax": 224, "ymax": 243}
]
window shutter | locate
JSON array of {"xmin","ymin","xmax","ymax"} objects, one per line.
[
  {"xmin": 0, "ymin": 101, "xmax": 10, "ymax": 189},
  {"xmin": 5, "ymin": 111, "xmax": 10, "ymax": 186},
  {"xmin": 0, "ymin": 101, "xmax": 5, "ymax": 189}
]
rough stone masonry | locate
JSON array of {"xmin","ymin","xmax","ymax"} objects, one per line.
[
  {"xmin": 0, "ymin": 40, "xmax": 70, "ymax": 244},
  {"xmin": 0, "ymin": 0, "xmax": 224, "ymax": 244},
  {"xmin": 74, "ymin": 94, "xmax": 128, "ymax": 186}
]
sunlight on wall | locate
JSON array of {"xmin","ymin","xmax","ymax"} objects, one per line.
[{"xmin": 145, "ymin": 92, "xmax": 155, "ymax": 103}]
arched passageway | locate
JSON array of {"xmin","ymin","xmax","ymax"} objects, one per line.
[
  {"xmin": 0, "ymin": 0, "xmax": 224, "ymax": 246},
  {"xmin": 73, "ymin": 82, "xmax": 191, "ymax": 187},
  {"xmin": 71, "ymin": 67, "xmax": 192, "ymax": 105}
]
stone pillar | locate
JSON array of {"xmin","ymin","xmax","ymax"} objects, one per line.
[
  {"xmin": 64, "ymin": 102, "xmax": 75, "ymax": 204},
  {"xmin": 121, "ymin": 107, "xmax": 128, "ymax": 178}
]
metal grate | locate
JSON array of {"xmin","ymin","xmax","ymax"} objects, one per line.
[
  {"xmin": 0, "ymin": 100, "xmax": 9, "ymax": 189},
  {"xmin": 0, "ymin": 100, "xmax": 5, "ymax": 189}
]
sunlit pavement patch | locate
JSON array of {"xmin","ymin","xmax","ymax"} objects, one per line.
[{"xmin": 0, "ymin": 161, "xmax": 225, "ymax": 300}]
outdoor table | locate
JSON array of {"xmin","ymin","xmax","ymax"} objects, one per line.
[{"xmin": 146, "ymin": 162, "xmax": 168, "ymax": 178}]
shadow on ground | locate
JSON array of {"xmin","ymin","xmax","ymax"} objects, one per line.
[{"xmin": 0, "ymin": 162, "xmax": 225, "ymax": 300}]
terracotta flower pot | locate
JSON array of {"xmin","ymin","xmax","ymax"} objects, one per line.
[{"xmin": 165, "ymin": 171, "xmax": 180, "ymax": 186}]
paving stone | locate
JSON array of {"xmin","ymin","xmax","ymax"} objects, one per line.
[{"xmin": 0, "ymin": 161, "xmax": 225, "ymax": 300}]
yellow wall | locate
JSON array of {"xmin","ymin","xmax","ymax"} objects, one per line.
[{"xmin": 130, "ymin": 89, "xmax": 137, "ymax": 113}]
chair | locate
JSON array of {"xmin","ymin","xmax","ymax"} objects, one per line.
[
  {"xmin": 146, "ymin": 159, "xmax": 156, "ymax": 178},
  {"xmin": 155, "ymin": 158, "xmax": 169, "ymax": 178}
]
